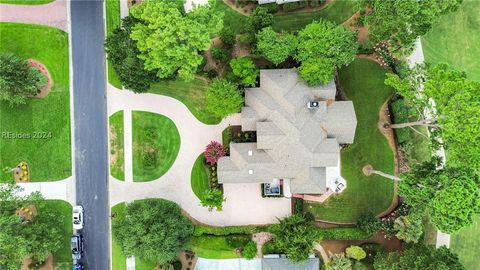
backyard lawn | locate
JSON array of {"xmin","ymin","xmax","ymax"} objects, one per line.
[
  {"xmin": 0, "ymin": 0, "xmax": 53, "ymax": 4},
  {"xmin": 0, "ymin": 23, "xmax": 71, "ymax": 182},
  {"xmin": 213, "ymin": 1, "xmax": 248, "ymax": 34},
  {"xmin": 47, "ymin": 200, "xmax": 72, "ymax": 270},
  {"xmin": 148, "ymin": 77, "xmax": 221, "ymax": 125},
  {"xmin": 135, "ymin": 258, "xmax": 157, "ymax": 270},
  {"xmin": 188, "ymin": 235, "xmax": 239, "ymax": 259},
  {"xmin": 111, "ymin": 203, "xmax": 127, "ymax": 270},
  {"xmin": 132, "ymin": 111, "xmax": 180, "ymax": 181},
  {"xmin": 109, "ymin": 111, "xmax": 125, "ymax": 180},
  {"xmin": 422, "ymin": 0, "xmax": 480, "ymax": 81},
  {"xmin": 191, "ymin": 154, "xmax": 210, "ymax": 201},
  {"xmin": 105, "ymin": 0, "xmax": 122, "ymax": 89},
  {"xmin": 306, "ymin": 59, "xmax": 395, "ymax": 223},
  {"xmin": 272, "ymin": 0, "xmax": 358, "ymax": 32},
  {"xmin": 451, "ymin": 215, "xmax": 480, "ymax": 270}
]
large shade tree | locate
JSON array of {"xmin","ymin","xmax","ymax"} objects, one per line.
[
  {"xmin": 385, "ymin": 63, "xmax": 480, "ymax": 171},
  {"xmin": 130, "ymin": 0, "xmax": 223, "ymax": 81},
  {"xmin": 364, "ymin": 0, "xmax": 463, "ymax": 53},
  {"xmin": 373, "ymin": 244, "xmax": 466, "ymax": 270},
  {"xmin": 0, "ymin": 184, "xmax": 64, "ymax": 270},
  {"xmin": 296, "ymin": 20, "xmax": 357, "ymax": 85},
  {"xmin": 0, "ymin": 53, "xmax": 47, "ymax": 106},
  {"xmin": 112, "ymin": 199, "xmax": 194, "ymax": 264}
]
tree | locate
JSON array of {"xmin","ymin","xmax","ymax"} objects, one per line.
[
  {"xmin": 385, "ymin": 63, "xmax": 480, "ymax": 171},
  {"xmin": 241, "ymin": 241, "xmax": 257, "ymax": 259},
  {"xmin": 229, "ymin": 57, "xmax": 259, "ymax": 87},
  {"xmin": 327, "ymin": 254, "xmax": 352, "ymax": 270},
  {"xmin": 357, "ymin": 212, "xmax": 381, "ymax": 235},
  {"xmin": 0, "ymin": 53, "xmax": 47, "ymax": 106},
  {"xmin": 205, "ymin": 79, "xmax": 243, "ymax": 118},
  {"xmin": 364, "ymin": 0, "xmax": 463, "ymax": 53},
  {"xmin": 248, "ymin": 7, "xmax": 273, "ymax": 33},
  {"xmin": 393, "ymin": 214, "xmax": 423, "ymax": 243},
  {"xmin": 112, "ymin": 199, "xmax": 194, "ymax": 264},
  {"xmin": 399, "ymin": 161, "xmax": 480, "ymax": 233},
  {"xmin": 105, "ymin": 16, "xmax": 157, "ymax": 93},
  {"xmin": 373, "ymin": 244, "xmax": 466, "ymax": 270},
  {"xmin": 268, "ymin": 214, "xmax": 319, "ymax": 263},
  {"xmin": 130, "ymin": 0, "xmax": 223, "ymax": 81},
  {"xmin": 256, "ymin": 27, "xmax": 297, "ymax": 65},
  {"xmin": 346, "ymin": 246, "xmax": 367, "ymax": 261},
  {"xmin": 220, "ymin": 27, "xmax": 236, "ymax": 48},
  {"xmin": 204, "ymin": 141, "xmax": 225, "ymax": 165},
  {"xmin": 296, "ymin": 20, "xmax": 357, "ymax": 85},
  {"xmin": 0, "ymin": 184, "xmax": 64, "ymax": 270},
  {"xmin": 200, "ymin": 188, "xmax": 225, "ymax": 211}
]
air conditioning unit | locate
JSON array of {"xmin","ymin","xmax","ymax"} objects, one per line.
[{"xmin": 307, "ymin": 101, "xmax": 319, "ymax": 109}]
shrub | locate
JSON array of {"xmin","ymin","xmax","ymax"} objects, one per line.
[
  {"xmin": 263, "ymin": 3, "xmax": 279, "ymax": 13},
  {"xmin": 230, "ymin": 57, "xmax": 259, "ymax": 87},
  {"xmin": 316, "ymin": 227, "xmax": 373, "ymax": 240},
  {"xmin": 200, "ymin": 188, "xmax": 224, "ymax": 211},
  {"xmin": 142, "ymin": 150, "xmax": 158, "ymax": 168},
  {"xmin": 281, "ymin": 1, "xmax": 306, "ymax": 12},
  {"xmin": 242, "ymin": 241, "xmax": 258, "ymax": 259},
  {"xmin": 211, "ymin": 47, "xmax": 230, "ymax": 62},
  {"xmin": 390, "ymin": 98, "xmax": 410, "ymax": 144},
  {"xmin": 239, "ymin": 33, "xmax": 255, "ymax": 45},
  {"xmin": 204, "ymin": 141, "xmax": 225, "ymax": 165},
  {"xmin": 205, "ymin": 79, "xmax": 244, "ymax": 118},
  {"xmin": 294, "ymin": 199, "xmax": 304, "ymax": 215},
  {"xmin": 357, "ymin": 212, "xmax": 381, "ymax": 235},
  {"xmin": 193, "ymin": 225, "xmax": 260, "ymax": 236},
  {"xmin": 361, "ymin": 243, "xmax": 383, "ymax": 264},
  {"xmin": 220, "ymin": 28, "xmax": 236, "ymax": 48},
  {"xmin": 346, "ymin": 246, "xmax": 367, "ymax": 261},
  {"xmin": 226, "ymin": 235, "xmax": 251, "ymax": 249}
]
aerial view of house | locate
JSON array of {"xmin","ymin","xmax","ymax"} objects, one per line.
[{"xmin": 0, "ymin": 0, "xmax": 479, "ymax": 270}]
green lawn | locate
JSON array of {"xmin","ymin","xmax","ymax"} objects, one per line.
[
  {"xmin": 188, "ymin": 236, "xmax": 239, "ymax": 259},
  {"xmin": 0, "ymin": 0, "xmax": 53, "ymax": 4},
  {"xmin": 306, "ymin": 59, "xmax": 395, "ymax": 223},
  {"xmin": 135, "ymin": 258, "xmax": 157, "ymax": 270},
  {"xmin": 132, "ymin": 111, "xmax": 180, "ymax": 181},
  {"xmin": 105, "ymin": 0, "xmax": 123, "ymax": 89},
  {"xmin": 0, "ymin": 23, "xmax": 71, "ymax": 182},
  {"xmin": 272, "ymin": 0, "xmax": 359, "ymax": 32},
  {"xmin": 148, "ymin": 77, "xmax": 221, "ymax": 125},
  {"xmin": 213, "ymin": 1, "xmax": 248, "ymax": 34},
  {"xmin": 451, "ymin": 215, "xmax": 480, "ymax": 270},
  {"xmin": 109, "ymin": 111, "xmax": 125, "ymax": 180},
  {"xmin": 191, "ymin": 154, "xmax": 210, "ymax": 201},
  {"xmin": 46, "ymin": 200, "xmax": 72, "ymax": 270},
  {"xmin": 111, "ymin": 203, "xmax": 127, "ymax": 270},
  {"xmin": 422, "ymin": 0, "xmax": 480, "ymax": 81}
]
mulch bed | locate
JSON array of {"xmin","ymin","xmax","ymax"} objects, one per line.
[{"xmin": 27, "ymin": 59, "xmax": 53, "ymax": 99}]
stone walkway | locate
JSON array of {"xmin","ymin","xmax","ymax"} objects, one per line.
[
  {"xmin": 107, "ymin": 84, "xmax": 291, "ymax": 226},
  {"xmin": 0, "ymin": 0, "xmax": 68, "ymax": 32}
]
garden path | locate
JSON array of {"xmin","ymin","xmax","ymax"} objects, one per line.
[
  {"xmin": 106, "ymin": 84, "xmax": 292, "ymax": 226},
  {"xmin": 0, "ymin": 0, "xmax": 67, "ymax": 32}
]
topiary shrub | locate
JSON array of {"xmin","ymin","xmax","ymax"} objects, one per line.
[
  {"xmin": 242, "ymin": 241, "xmax": 258, "ymax": 259},
  {"xmin": 226, "ymin": 235, "xmax": 251, "ymax": 249}
]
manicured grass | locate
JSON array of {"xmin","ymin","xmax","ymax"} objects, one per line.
[
  {"xmin": 111, "ymin": 203, "xmax": 127, "ymax": 270},
  {"xmin": 105, "ymin": 0, "xmax": 123, "ymax": 89},
  {"xmin": 46, "ymin": 200, "xmax": 72, "ymax": 270},
  {"xmin": 135, "ymin": 258, "xmax": 157, "ymax": 270},
  {"xmin": 451, "ymin": 215, "xmax": 480, "ymax": 270},
  {"xmin": 132, "ymin": 111, "xmax": 180, "ymax": 181},
  {"xmin": 422, "ymin": 0, "xmax": 480, "ymax": 81},
  {"xmin": 422, "ymin": 214, "xmax": 437, "ymax": 247},
  {"xmin": 188, "ymin": 236, "xmax": 239, "ymax": 259},
  {"xmin": 0, "ymin": 0, "xmax": 53, "ymax": 4},
  {"xmin": 213, "ymin": 1, "xmax": 248, "ymax": 34},
  {"xmin": 0, "ymin": 23, "xmax": 71, "ymax": 182},
  {"xmin": 191, "ymin": 154, "xmax": 210, "ymax": 201},
  {"xmin": 109, "ymin": 111, "xmax": 125, "ymax": 180},
  {"xmin": 306, "ymin": 59, "xmax": 395, "ymax": 223},
  {"xmin": 148, "ymin": 77, "xmax": 221, "ymax": 125},
  {"xmin": 272, "ymin": 0, "xmax": 359, "ymax": 32}
]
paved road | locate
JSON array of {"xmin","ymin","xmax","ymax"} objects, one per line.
[{"xmin": 71, "ymin": 1, "xmax": 109, "ymax": 269}]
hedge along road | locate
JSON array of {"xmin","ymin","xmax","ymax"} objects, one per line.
[{"xmin": 70, "ymin": 1, "xmax": 109, "ymax": 269}]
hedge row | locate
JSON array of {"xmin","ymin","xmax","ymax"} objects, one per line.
[
  {"xmin": 316, "ymin": 227, "xmax": 373, "ymax": 240},
  {"xmin": 193, "ymin": 225, "xmax": 263, "ymax": 236}
]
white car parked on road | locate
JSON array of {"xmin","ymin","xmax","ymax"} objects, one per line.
[{"xmin": 72, "ymin": 205, "xmax": 84, "ymax": 230}]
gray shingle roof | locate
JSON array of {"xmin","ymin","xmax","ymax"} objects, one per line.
[
  {"xmin": 262, "ymin": 258, "xmax": 320, "ymax": 270},
  {"xmin": 218, "ymin": 69, "xmax": 357, "ymax": 195}
]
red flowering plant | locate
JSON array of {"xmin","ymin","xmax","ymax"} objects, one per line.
[{"xmin": 204, "ymin": 141, "xmax": 225, "ymax": 165}]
